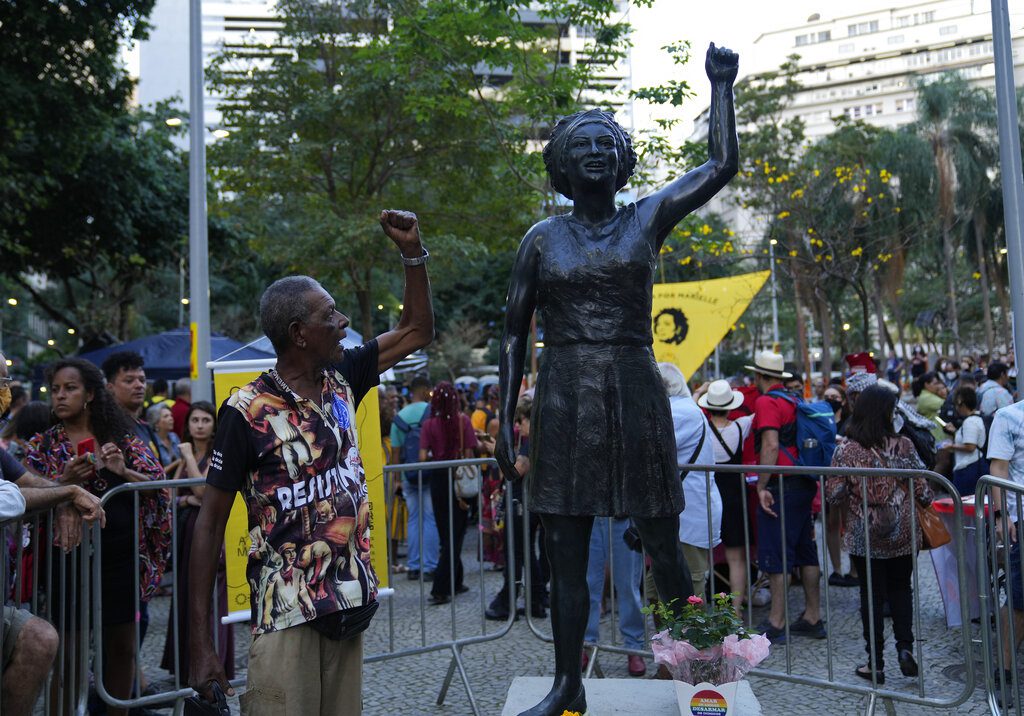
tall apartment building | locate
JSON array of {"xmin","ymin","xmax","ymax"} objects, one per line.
[
  {"xmin": 742, "ymin": 0, "xmax": 1024, "ymax": 141},
  {"xmin": 690, "ymin": 0, "xmax": 1024, "ymax": 237},
  {"xmin": 135, "ymin": 1, "xmax": 635, "ymax": 139}
]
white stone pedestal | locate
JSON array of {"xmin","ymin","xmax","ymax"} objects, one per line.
[{"xmin": 501, "ymin": 677, "xmax": 762, "ymax": 716}]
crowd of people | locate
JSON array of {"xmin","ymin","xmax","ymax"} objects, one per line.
[
  {"xmin": 374, "ymin": 343, "xmax": 1024, "ymax": 689},
  {"xmin": 2, "ymin": 255, "xmax": 1024, "ymax": 714}
]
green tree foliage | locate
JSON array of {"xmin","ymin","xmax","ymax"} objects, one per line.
[
  {"xmin": 207, "ymin": 0, "xmax": 648, "ymax": 336},
  {"xmin": 0, "ymin": 2, "xmax": 203, "ymax": 347}
]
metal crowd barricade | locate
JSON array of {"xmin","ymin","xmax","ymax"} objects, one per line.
[
  {"xmin": 976, "ymin": 473, "xmax": 1024, "ymax": 714},
  {"xmin": 0, "ymin": 505, "xmax": 91, "ymax": 715},
  {"xmin": 369, "ymin": 458, "xmax": 515, "ymax": 716},
  {"xmin": 89, "ymin": 477, "xmax": 245, "ymax": 714},
  {"xmin": 521, "ymin": 461, "xmax": 975, "ymax": 715}
]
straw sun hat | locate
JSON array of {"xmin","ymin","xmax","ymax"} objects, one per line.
[{"xmin": 697, "ymin": 379, "xmax": 745, "ymax": 412}]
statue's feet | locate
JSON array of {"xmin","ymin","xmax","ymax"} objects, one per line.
[{"xmin": 516, "ymin": 681, "xmax": 586, "ymax": 716}]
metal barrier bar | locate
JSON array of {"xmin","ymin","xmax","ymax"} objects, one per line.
[
  {"xmin": 521, "ymin": 461, "xmax": 974, "ymax": 713},
  {"xmin": 366, "ymin": 458, "xmax": 515, "ymax": 716},
  {"xmin": 976, "ymin": 473, "xmax": 1024, "ymax": 714},
  {"xmin": 90, "ymin": 477, "xmax": 241, "ymax": 712}
]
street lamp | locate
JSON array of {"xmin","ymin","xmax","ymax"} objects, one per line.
[
  {"xmin": 165, "ymin": 117, "xmax": 183, "ymax": 127},
  {"xmin": 6, "ymin": 298, "xmax": 16, "ymax": 306},
  {"xmin": 843, "ymin": 323, "xmax": 851, "ymax": 332}
]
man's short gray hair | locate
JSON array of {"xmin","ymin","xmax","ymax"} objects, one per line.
[
  {"xmin": 260, "ymin": 276, "xmax": 323, "ymax": 354},
  {"xmin": 174, "ymin": 377, "xmax": 191, "ymax": 396},
  {"xmin": 657, "ymin": 362, "xmax": 691, "ymax": 398}
]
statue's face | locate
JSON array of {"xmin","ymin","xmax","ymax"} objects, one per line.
[{"xmin": 564, "ymin": 121, "xmax": 619, "ymax": 192}]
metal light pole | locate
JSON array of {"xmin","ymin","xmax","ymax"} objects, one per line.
[
  {"xmin": 991, "ymin": 0, "xmax": 1024, "ymax": 364},
  {"xmin": 189, "ymin": 0, "xmax": 212, "ymax": 401},
  {"xmin": 769, "ymin": 239, "xmax": 780, "ymax": 351}
]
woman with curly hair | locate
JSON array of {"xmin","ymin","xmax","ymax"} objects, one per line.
[
  {"xmin": 419, "ymin": 381, "xmax": 477, "ymax": 605},
  {"xmin": 24, "ymin": 358, "xmax": 170, "ymax": 716}
]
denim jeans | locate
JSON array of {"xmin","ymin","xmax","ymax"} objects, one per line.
[
  {"xmin": 402, "ymin": 473, "xmax": 439, "ymax": 572},
  {"xmin": 586, "ymin": 517, "xmax": 644, "ymax": 650}
]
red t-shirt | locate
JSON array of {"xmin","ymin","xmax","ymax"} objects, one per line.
[
  {"xmin": 171, "ymin": 398, "xmax": 191, "ymax": 438},
  {"xmin": 752, "ymin": 384, "xmax": 798, "ymax": 467},
  {"xmin": 421, "ymin": 414, "xmax": 478, "ymax": 461}
]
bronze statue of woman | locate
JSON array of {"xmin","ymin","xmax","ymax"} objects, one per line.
[{"xmin": 495, "ymin": 43, "xmax": 739, "ymax": 716}]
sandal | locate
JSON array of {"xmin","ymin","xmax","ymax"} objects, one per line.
[{"xmin": 855, "ymin": 664, "xmax": 885, "ymax": 685}]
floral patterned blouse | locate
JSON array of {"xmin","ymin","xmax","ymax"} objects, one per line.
[
  {"xmin": 25, "ymin": 425, "xmax": 171, "ymax": 601},
  {"xmin": 826, "ymin": 435, "xmax": 934, "ymax": 559}
]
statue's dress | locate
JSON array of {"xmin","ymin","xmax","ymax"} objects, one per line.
[{"xmin": 529, "ymin": 203, "xmax": 684, "ymax": 518}]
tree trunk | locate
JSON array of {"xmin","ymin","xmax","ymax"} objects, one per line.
[
  {"xmin": 889, "ymin": 293, "xmax": 907, "ymax": 357},
  {"xmin": 812, "ymin": 287, "xmax": 834, "ymax": 380},
  {"xmin": 941, "ymin": 221, "xmax": 961, "ymax": 357},
  {"xmin": 870, "ymin": 271, "xmax": 895, "ymax": 354},
  {"xmin": 973, "ymin": 210, "xmax": 995, "ymax": 357},
  {"xmin": 990, "ymin": 239, "xmax": 1013, "ymax": 351},
  {"xmin": 854, "ymin": 281, "xmax": 871, "ymax": 354}
]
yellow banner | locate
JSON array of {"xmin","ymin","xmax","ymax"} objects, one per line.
[
  {"xmin": 212, "ymin": 366, "xmax": 390, "ymax": 618},
  {"xmin": 189, "ymin": 323, "xmax": 199, "ymax": 381},
  {"xmin": 652, "ymin": 272, "xmax": 770, "ymax": 379}
]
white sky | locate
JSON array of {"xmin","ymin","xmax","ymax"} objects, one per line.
[{"xmin": 628, "ymin": 0, "xmax": 904, "ymax": 133}]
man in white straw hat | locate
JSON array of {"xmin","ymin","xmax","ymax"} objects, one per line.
[{"xmin": 747, "ymin": 350, "xmax": 825, "ymax": 644}]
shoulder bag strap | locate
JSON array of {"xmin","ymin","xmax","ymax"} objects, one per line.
[
  {"xmin": 681, "ymin": 422, "xmax": 707, "ymax": 479},
  {"xmin": 707, "ymin": 420, "xmax": 737, "ymax": 462}
]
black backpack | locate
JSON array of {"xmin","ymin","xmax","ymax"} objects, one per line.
[{"xmin": 899, "ymin": 420, "xmax": 937, "ymax": 470}]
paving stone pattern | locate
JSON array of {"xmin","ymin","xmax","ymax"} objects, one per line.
[{"xmin": 135, "ymin": 524, "xmax": 999, "ymax": 716}]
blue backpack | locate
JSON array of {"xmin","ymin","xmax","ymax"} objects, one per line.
[
  {"xmin": 767, "ymin": 391, "xmax": 838, "ymax": 468},
  {"xmin": 392, "ymin": 405, "xmax": 431, "ymax": 469}
]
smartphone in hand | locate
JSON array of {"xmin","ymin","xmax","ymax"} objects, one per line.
[{"xmin": 76, "ymin": 438, "xmax": 96, "ymax": 459}]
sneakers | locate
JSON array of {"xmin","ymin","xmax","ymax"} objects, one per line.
[
  {"xmin": 758, "ymin": 615, "xmax": 827, "ymax": 643},
  {"xmin": 789, "ymin": 615, "xmax": 827, "ymax": 639},
  {"xmin": 756, "ymin": 620, "xmax": 787, "ymax": 645},
  {"xmin": 828, "ymin": 572, "xmax": 859, "ymax": 588}
]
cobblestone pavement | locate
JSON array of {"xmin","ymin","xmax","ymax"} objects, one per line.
[{"xmin": 133, "ymin": 523, "xmax": 999, "ymax": 716}]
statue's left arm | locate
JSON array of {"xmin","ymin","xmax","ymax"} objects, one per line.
[{"xmin": 639, "ymin": 43, "xmax": 739, "ymax": 247}]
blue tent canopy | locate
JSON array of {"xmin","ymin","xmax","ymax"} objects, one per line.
[{"xmin": 78, "ymin": 328, "xmax": 275, "ymax": 381}]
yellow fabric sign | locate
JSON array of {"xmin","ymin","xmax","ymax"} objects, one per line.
[
  {"xmin": 652, "ymin": 272, "xmax": 770, "ymax": 378},
  {"xmin": 212, "ymin": 366, "xmax": 390, "ymax": 619},
  {"xmin": 189, "ymin": 323, "xmax": 199, "ymax": 381}
]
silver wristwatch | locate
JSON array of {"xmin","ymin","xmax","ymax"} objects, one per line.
[{"xmin": 400, "ymin": 248, "xmax": 430, "ymax": 267}]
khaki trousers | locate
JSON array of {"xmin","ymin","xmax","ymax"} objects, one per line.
[
  {"xmin": 241, "ymin": 626, "xmax": 363, "ymax": 715},
  {"xmin": 682, "ymin": 543, "xmax": 709, "ymax": 598}
]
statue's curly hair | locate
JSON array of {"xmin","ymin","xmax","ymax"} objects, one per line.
[{"xmin": 542, "ymin": 109, "xmax": 637, "ymax": 200}]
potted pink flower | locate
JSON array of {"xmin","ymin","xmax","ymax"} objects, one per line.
[{"xmin": 644, "ymin": 593, "xmax": 770, "ymax": 704}]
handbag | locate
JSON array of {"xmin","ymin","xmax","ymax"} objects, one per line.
[
  {"xmin": 893, "ymin": 461, "xmax": 950, "ymax": 550},
  {"xmin": 454, "ymin": 420, "xmax": 481, "ymax": 499},
  {"xmin": 915, "ymin": 500, "xmax": 951, "ymax": 550}
]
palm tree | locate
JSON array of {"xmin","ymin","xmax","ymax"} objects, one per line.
[{"xmin": 913, "ymin": 74, "xmax": 996, "ymax": 357}]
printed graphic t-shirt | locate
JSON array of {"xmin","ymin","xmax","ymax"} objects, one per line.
[{"xmin": 206, "ymin": 341, "xmax": 380, "ymax": 635}]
